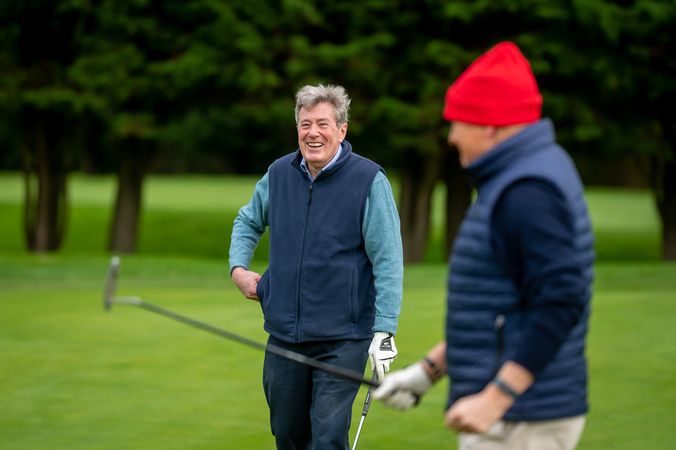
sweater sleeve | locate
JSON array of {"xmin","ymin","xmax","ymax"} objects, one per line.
[
  {"xmin": 228, "ymin": 172, "xmax": 270, "ymax": 274},
  {"xmin": 363, "ymin": 171, "xmax": 404, "ymax": 335},
  {"xmin": 491, "ymin": 179, "xmax": 586, "ymax": 375}
]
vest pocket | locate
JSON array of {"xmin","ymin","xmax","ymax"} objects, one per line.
[
  {"xmin": 298, "ymin": 263, "xmax": 358, "ymax": 339},
  {"xmin": 256, "ymin": 269, "xmax": 270, "ymax": 312},
  {"xmin": 351, "ymin": 268, "xmax": 358, "ymax": 323},
  {"xmin": 493, "ymin": 313, "xmax": 505, "ymax": 376}
]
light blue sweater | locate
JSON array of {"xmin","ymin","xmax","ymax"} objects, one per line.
[{"xmin": 229, "ymin": 169, "xmax": 403, "ymax": 335}]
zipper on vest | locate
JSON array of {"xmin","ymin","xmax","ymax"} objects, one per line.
[
  {"xmin": 295, "ymin": 182, "xmax": 314, "ymax": 341},
  {"xmin": 492, "ymin": 314, "xmax": 505, "ymax": 376}
]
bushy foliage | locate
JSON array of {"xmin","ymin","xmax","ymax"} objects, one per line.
[{"xmin": 1, "ymin": 0, "xmax": 674, "ymax": 173}]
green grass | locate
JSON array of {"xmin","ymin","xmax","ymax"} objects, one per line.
[
  {"xmin": 0, "ymin": 257, "xmax": 675, "ymax": 449},
  {"xmin": 0, "ymin": 173, "xmax": 674, "ymax": 449},
  {"xmin": 0, "ymin": 173, "xmax": 662, "ymax": 262},
  {"xmin": 0, "ymin": 174, "xmax": 269, "ymax": 259}
]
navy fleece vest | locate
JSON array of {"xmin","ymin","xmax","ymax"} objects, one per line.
[
  {"xmin": 446, "ymin": 119, "xmax": 594, "ymax": 421},
  {"xmin": 256, "ymin": 141, "xmax": 381, "ymax": 343}
]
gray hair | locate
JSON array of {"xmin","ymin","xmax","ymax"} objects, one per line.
[{"xmin": 294, "ymin": 84, "xmax": 351, "ymax": 126}]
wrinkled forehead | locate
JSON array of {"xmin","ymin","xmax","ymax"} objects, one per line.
[{"xmin": 297, "ymin": 102, "xmax": 338, "ymax": 123}]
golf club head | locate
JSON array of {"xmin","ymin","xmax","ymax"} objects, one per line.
[{"xmin": 103, "ymin": 256, "xmax": 121, "ymax": 311}]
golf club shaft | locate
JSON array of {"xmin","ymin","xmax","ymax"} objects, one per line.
[
  {"xmin": 351, "ymin": 373, "xmax": 378, "ymax": 450},
  {"xmin": 115, "ymin": 298, "xmax": 379, "ymax": 388}
]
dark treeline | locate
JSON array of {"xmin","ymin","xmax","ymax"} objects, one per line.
[{"xmin": 1, "ymin": 0, "xmax": 675, "ymax": 259}]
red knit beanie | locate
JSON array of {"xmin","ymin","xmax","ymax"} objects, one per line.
[{"xmin": 442, "ymin": 41, "xmax": 542, "ymax": 126}]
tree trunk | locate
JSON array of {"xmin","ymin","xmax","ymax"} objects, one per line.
[
  {"xmin": 108, "ymin": 140, "xmax": 153, "ymax": 253},
  {"xmin": 656, "ymin": 156, "xmax": 676, "ymax": 260},
  {"xmin": 22, "ymin": 117, "xmax": 67, "ymax": 252},
  {"xmin": 398, "ymin": 148, "xmax": 442, "ymax": 263},
  {"xmin": 654, "ymin": 106, "xmax": 676, "ymax": 261},
  {"xmin": 442, "ymin": 146, "xmax": 472, "ymax": 260}
]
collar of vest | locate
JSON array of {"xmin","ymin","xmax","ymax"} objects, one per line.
[
  {"xmin": 291, "ymin": 140, "xmax": 354, "ymax": 181},
  {"xmin": 467, "ymin": 118, "xmax": 556, "ymax": 188}
]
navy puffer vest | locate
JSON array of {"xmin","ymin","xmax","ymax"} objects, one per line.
[
  {"xmin": 256, "ymin": 140, "xmax": 381, "ymax": 343},
  {"xmin": 446, "ymin": 119, "xmax": 594, "ymax": 421}
]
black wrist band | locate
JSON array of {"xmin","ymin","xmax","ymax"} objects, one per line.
[
  {"xmin": 423, "ymin": 356, "xmax": 444, "ymax": 380},
  {"xmin": 492, "ymin": 377, "xmax": 519, "ymax": 400}
]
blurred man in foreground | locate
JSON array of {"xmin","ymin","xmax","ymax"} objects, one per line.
[{"xmin": 374, "ymin": 42, "xmax": 594, "ymax": 450}]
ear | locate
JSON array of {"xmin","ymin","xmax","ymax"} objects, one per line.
[
  {"xmin": 339, "ymin": 122, "xmax": 348, "ymax": 140},
  {"xmin": 338, "ymin": 122, "xmax": 347, "ymax": 141},
  {"xmin": 484, "ymin": 126, "xmax": 501, "ymax": 147},
  {"xmin": 484, "ymin": 126, "xmax": 499, "ymax": 139}
]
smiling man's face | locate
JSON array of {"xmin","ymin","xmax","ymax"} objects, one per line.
[{"xmin": 297, "ymin": 102, "xmax": 348, "ymax": 177}]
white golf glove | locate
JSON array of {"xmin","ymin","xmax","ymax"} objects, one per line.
[
  {"xmin": 368, "ymin": 332, "xmax": 397, "ymax": 381},
  {"xmin": 372, "ymin": 362, "xmax": 433, "ymax": 411}
]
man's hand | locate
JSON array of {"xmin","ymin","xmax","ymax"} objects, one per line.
[
  {"xmin": 445, "ymin": 362, "xmax": 532, "ymax": 434},
  {"xmin": 368, "ymin": 332, "xmax": 397, "ymax": 381},
  {"xmin": 373, "ymin": 362, "xmax": 433, "ymax": 410},
  {"xmin": 231, "ymin": 267, "xmax": 261, "ymax": 301},
  {"xmin": 444, "ymin": 385, "xmax": 512, "ymax": 434}
]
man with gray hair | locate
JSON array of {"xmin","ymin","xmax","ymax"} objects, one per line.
[{"xmin": 229, "ymin": 84, "xmax": 403, "ymax": 450}]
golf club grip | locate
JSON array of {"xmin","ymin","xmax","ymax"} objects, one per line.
[
  {"xmin": 103, "ymin": 256, "xmax": 120, "ymax": 311},
  {"xmin": 360, "ymin": 373, "xmax": 378, "ymax": 415},
  {"xmin": 361, "ymin": 389, "xmax": 374, "ymax": 415},
  {"xmin": 134, "ymin": 301, "xmax": 380, "ymax": 388}
]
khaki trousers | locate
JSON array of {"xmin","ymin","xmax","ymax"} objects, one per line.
[{"xmin": 459, "ymin": 415, "xmax": 586, "ymax": 450}]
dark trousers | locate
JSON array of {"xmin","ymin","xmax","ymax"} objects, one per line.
[{"xmin": 263, "ymin": 335, "xmax": 370, "ymax": 450}]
